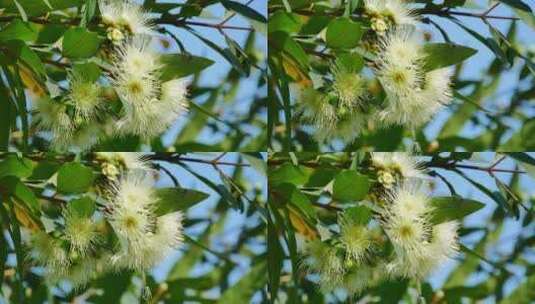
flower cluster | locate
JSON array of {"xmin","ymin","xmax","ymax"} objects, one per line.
[
  {"xmin": 298, "ymin": 0, "xmax": 453, "ymax": 143},
  {"xmin": 26, "ymin": 153, "xmax": 184, "ymax": 288},
  {"xmin": 34, "ymin": 0, "xmax": 188, "ymax": 151},
  {"xmin": 301, "ymin": 153, "xmax": 459, "ymax": 296}
]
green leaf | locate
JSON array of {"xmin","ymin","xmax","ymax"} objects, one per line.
[
  {"xmin": 430, "ymin": 196, "xmax": 485, "ymax": 224},
  {"xmin": 343, "ymin": 205, "xmax": 372, "ymax": 225},
  {"xmin": 72, "ymin": 62, "xmax": 101, "ymax": 82},
  {"xmin": 0, "ymin": 228, "xmax": 8, "ymax": 290},
  {"xmin": 0, "ymin": 0, "xmax": 82, "ymax": 17},
  {"xmin": 269, "ymin": 163, "xmax": 309, "ymax": 186},
  {"xmin": 3, "ymin": 40, "xmax": 46, "ymax": 78},
  {"xmin": 268, "ymin": 11, "xmax": 301, "ymax": 33},
  {"xmin": 0, "ymin": 154, "xmax": 33, "ymax": 178},
  {"xmin": 267, "ymin": 215, "xmax": 284, "ymax": 300},
  {"xmin": 326, "ymin": 17, "xmax": 362, "ymax": 49},
  {"xmin": 500, "ymin": 273, "xmax": 535, "ymax": 303},
  {"xmin": 221, "ymin": 0, "xmax": 267, "ymax": 23},
  {"xmin": 57, "ymin": 162, "xmax": 94, "ymax": 194},
  {"xmin": 335, "ymin": 52, "xmax": 364, "ymax": 72},
  {"xmin": 300, "ymin": 15, "xmax": 330, "ymax": 35},
  {"xmin": 68, "ymin": 196, "xmax": 96, "ymax": 217},
  {"xmin": 284, "ymin": 184, "xmax": 316, "ymax": 221},
  {"xmin": 62, "ymin": 27, "xmax": 101, "ymax": 59},
  {"xmin": 0, "ymin": 176, "xmax": 40, "ymax": 213},
  {"xmin": 87, "ymin": 271, "xmax": 134, "ymax": 304},
  {"xmin": 423, "ymin": 43, "xmax": 477, "ymax": 71},
  {"xmin": 0, "ymin": 84, "xmax": 14, "ymax": 149},
  {"xmin": 497, "ymin": 0, "xmax": 532, "ymax": 12},
  {"xmin": 28, "ymin": 160, "xmax": 60, "ymax": 180},
  {"xmin": 219, "ymin": 261, "xmax": 267, "ymax": 303},
  {"xmin": 333, "ymin": 170, "xmax": 370, "ymax": 202},
  {"xmin": 505, "ymin": 152, "xmax": 535, "ymax": 166},
  {"xmin": 154, "ymin": 187, "xmax": 209, "ymax": 216},
  {"xmin": 514, "ymin": 8, "xmax": 535, "ymax": 30},
  {"xmin": 520, "ymin": 119, "xmax": 535, "ymax": 148},
  {"xmin": 269, "ymin": 31, "xmax": 309, "ymax": 68},
  {"xmin": 80, "ymin": 0, "xmax": 97, "ymax": 27},
  {"xmin": 242, "ymin": 153, "xmax": 267, "ymax": 176},
  {"xmin": 160, "ymin": 54, "xmax": 214, "ymax": 81},
  {"xmin": 36, "ymin": 24, "xmax": 67, "ymax": 44},
  {"xmin": 0, "ymin": 19, "xmax": 37, "ymax": 41}
]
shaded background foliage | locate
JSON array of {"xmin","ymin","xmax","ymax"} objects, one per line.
[
  {"xmin": 267, "ymin": 152, "xmax": 535, "ymax": 303},
  {"xmin": 0, "ymin": 152, "xmax": 268, "ymax": 303},
  {"xmin": 0, "ymin": 0, "xmax": 267, "ymax": 152},
  {"xmin": 268, "ymin": 0, "xmax": 535, "ymax": 152}
]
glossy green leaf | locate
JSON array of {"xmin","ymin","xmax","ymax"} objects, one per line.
[
  {"xmin": 423, "ymin": 43, "xmax": 477, "ymax": 71},
  {"xmin": 268, "ymin": 11, "xmax": 301, "ymax": 33},
  {"xmin": 333, "ymin": 170, "xmax": 370, "ymax": 202},
  {"xmin": 57, "ymin": 162, "xmax": 94, "ymax": 194},
  {"xmin": 497, "ymin": 0, "xmax": 532, "ymax": 12},
  {"xmin": 62, "ymin": 27, "xmax": 101, "ymax": 59},
  {"xmin": 154, "ymin": 187, "xmax": 209, "ymax": 216},
  {"xmin": 160, "ymin": 54, "xmax": 215, "ymax": 81},
  {"xmin": 0, "ymin": 154, "xmax": 33, "ymax": 178},
  {"xmin": 221, "ymin": 0, "xmax": 267, "ymax": 23},
  {"xmin": 430, "ymin": 196, "xmax": 485, "ymax": 224},
  {"xmin": 326, "ymin": 17, "xmax": 362, "ymax": 49},
  {"xmin": 269, "ymin": 163, "xmax": 309, "ymax": 186},
  {"xmin": 0, "ymin": 19, "xmax": 37, "ymax": 41},
  {"xmin": 0, "ymin": 176, "xmax": 39, "ymax": 213},
  {"xmin": 343, "ymin": 205, "xmax": 372, "ymax": 225},
  {"xmin": 72, "ymin": 62, "xmax": 101, "ymax": 82},
  {"xmin": 68, "ymin": 196, "xmax": 96, "ymax": 218}
]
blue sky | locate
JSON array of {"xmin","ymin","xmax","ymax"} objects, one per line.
[
  {"xmin": 157, "ymin": 0, "xmax": 268, "ymax": 146},
  {"xmin": 150, "ymin": 152, "xmax": 267, "ymax": 299},
  {"xmin": 427, "ymin": 153, "xmax": 535, "ymax": 297},
  {"xmin": 422, "ymin": 1, "xmax": 535, "ymax": 142}
]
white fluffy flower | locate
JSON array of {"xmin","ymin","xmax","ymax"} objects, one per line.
[
  {"xmin": 34, "ymin": 97, "xmax": 73, "ymax": 144},
  {"xmin": 64, "ymin": 210, "xmax": 98, "ymax": 257},
  {"xmin": 303, "ymin": 239, "xmax": 345, "ymax": 289},
  {"xmin": 298, "ymin": 88, "xmax": 337, "ymax": 128},
  {"xmin": 331, "ymin": 66, "xmax": 367, "ymax": 108},
  {"xmin": 339, "ymin": 217, "xmax": 372, "ymax": 265},
  {"xmin": 117, "ymin": 79, "xmax": 188, "ymax": 139},
  {"xmin": 314, "ymin": 111, "xmax": 367, "ymax": 143},
  {"xmin": 381, "ymin": 183, "xmax": 459, "ymax": 279},
  {"xmin": 142, "ymin": 212, "xmax": 184, "ymax": 267},
  {"xmin": 111, "ymin": 37, "xmax": 189, "ymax": 138},
  {"xmin": 96, "ymin": 152, "xmax": 151, "ymax": 172},
  {"xmin": 375, "ymin": 29, "xmax": 424, "ymax": 122},
  {"xmin": 51, "ymin": 258, "xmax": 98, "ymax": 288},
  {"xmin": 30, "ymin": 231, "xmax": 70, "ymax": 274},
  {"xmin": 411, "ymin": 68, "xmax": 453, "ymax": 126},
  {"xmin": 106, "ymin": 171, "xmax": 157, "ymax": 270},
  {"xmin": 364, "ymin": 0, "xmax": 418, "ymax": 30},
  {"xmin": 371, "ymin": 152, "xmax": 427, "ymax": 183},
  {"xmin": 152, "ymin": 78, "xmax": 189, "ymax": 130},
  {"xmin": 106, "ymin": 170, "xmax": 185, "ymax": 271},
  {"xmin": 375, "ymin": 29, "xmax": 453, "ymax": 128},
  {"xmin": 429, "ymin": 221, "xmax": 459, "ymax": 262},
  {"xmin": 111, "ymin": 37, "xmax": 160, "ymax": 106},
  {"xmin": 54, "ymin": 123, "xmax": 102, "ymax": 152},
  {"xmin": 66, "ymin": 73, "xmax": 102, "ymax": 121},
  {"xmin": 99, "ymin": 0, "xmax": 154, "ymax": 38}
]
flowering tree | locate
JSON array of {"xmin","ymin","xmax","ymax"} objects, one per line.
[
  {"xmin": 268, "ymin": 0, "xmax": 535, "ymax": 151},
  {"xmin": 267, "ymin": 152, "xmax": 535, "ymax": 302},
  {"xmin": 0, "ymin": 0, "xmax": 266, "ymax": 151},
  {"xmin": 0, "ymin": 152, "xmax": 267, "ymax": 303}
]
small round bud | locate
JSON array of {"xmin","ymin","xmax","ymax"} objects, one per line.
[{"xmin": 107, "ymin": 27, "xmax": 125, "ymax": 43}]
